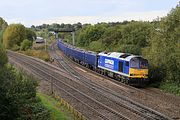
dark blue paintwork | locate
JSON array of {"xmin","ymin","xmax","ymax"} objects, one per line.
[{"xmin": 84, "ymin": 51, "xmax": 97, "ymax": 68}]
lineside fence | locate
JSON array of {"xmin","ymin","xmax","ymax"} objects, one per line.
[
  {"xmin": 9, "ymin": 54, "xmax": 87, "ymax": 120},
  {"xmin": 53, "ymin": 92, "xmax": 87, "ymax": 120}
]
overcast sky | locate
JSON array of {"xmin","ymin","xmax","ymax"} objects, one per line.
[{"xmin": 0, "ymin": 0, "xmax": 179, "ymax": 27}]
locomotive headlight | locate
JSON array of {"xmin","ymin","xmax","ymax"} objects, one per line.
[{"xmin": 130, "ymin": 74, "xmax": 135, "ymax": 76}]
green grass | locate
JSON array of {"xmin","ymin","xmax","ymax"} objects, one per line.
[
  {"xmin": 37, "ymin": 93, "xmax": 73, "ymax": 120},
  {"xmin": 20, "ymin": 50, "xmax": 50, "ymax": 61},
  {"xmin": 149, "ymin": 82, "xmax": 180, "ymax": 96},
  {"xmin": 159, "ymin": 82, "xmax": 180, "ymax": 96}
]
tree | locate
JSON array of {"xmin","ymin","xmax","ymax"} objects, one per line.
[
  {"xmin": 3, "ymin": 24, "xmax": 26, "ymax": 49},
  {"xmin": 25, "ymin": 28, "xmax": 36, "ymax": 41},
  {"xmin": 0, "ymin": 38, "xmax": 50, "ymax": 120},
  {"xmin": 143, "ymin": 3, "xmax": 180, "ymax": 84},
  {"xmin": 0, "ymin": 17, "xmax": 8, "ymax": 43},
  {"xmin": 89, "ymin": 40, "xmax": 104, "ymax": 52},
  {"xmin": 76, "ymin": 24, "xmax": 107, "ymax": 47},
  {"xmin": 0, "ymin": 18, "xmax": 8, "ymax": 66},
  {"xmin": 0, "ymin": 44, "xmax": 8, "ymax": 67},
  {"xmin": 101, "ymin": 25, "xmax": 123, "ymax": 48},
  {"xmin": 0, "ymin": 66, "xmax": 50, "ymax": 120},
  {"xmin": 120, "ymin": 21, "xmax": 153, "ymax": 48},
  {"xmin": 20, "ymin": 39, "xmax": 32, "ymax": 51}
]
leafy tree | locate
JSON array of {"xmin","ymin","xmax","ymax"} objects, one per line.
[
  {"xmin": 120, "ymin": 21, "xmax": 153, "ymax": 47},
  {"xmin": 0, "ymin": 17, "xmax": 8, "ymax": 43},
  {"xmin": 20, "ymin": 39, "xmax": 32, "ymax": 51},
  {"xmin": 100, "ymin": 25, "xmax": 123, "ymax": 48},
  {"xmin": 89, "ymin": 40, "xmax": 104, "ymax": 52},
  {"xmin": 143, "ymin": 3, "xmax": 180, "ymax": 84},
  {"xmin": 0, "ymin": 44, "xmax": 8, "ymax": 67},
  {"xmin": 77, "ymin": 24, "xmax": 107, "ymax": 47},
  {"xmin": 0, "ymin": 44, "xmax": 50, "ymax": 119},
  {"xmin": 118, "ymin": 44, "xmax": 142, "ymax": 55},
  {"xmin": 73, "ymin": 22, "xmax": 82, "ymax": 31},
  {"xmin": 3, "ymin": 24, "xmax": 36, "ymax": 51},
  {"xmin": 0, "ymin": 66, "xmax": 50, "ymax": 120},
  {"xmin": 25, "ymin": 28, "xmax": 36, "ymax": 41},
  {"xmin": 3, "ymin": 24, "xmax": 26, "ymax": 49}
]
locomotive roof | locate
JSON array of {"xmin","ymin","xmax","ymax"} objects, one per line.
[{"xmin": 98, "ymin": 52, "xmax": 140, "ymax": 61}]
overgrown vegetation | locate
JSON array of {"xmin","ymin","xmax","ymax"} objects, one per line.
[
  {"xmin": 74, "ymin": 4, "xmax": 180, "ymax": 93},
  {"xmin": 32, "ymin": 3, "xmax": 180, "ymax": 95},
  {"xmin": 1, "ymin": 3, "xmax": 179, "ymax": 95},
  {"xmin": 29, "ymin": 3, "xmax": 180, "ymax": 95},
  {"xmin": 0, "ymin": 18, "xmax": 8, "ymax": 44},
  {"xmin": 0, "ymin": 18, "xmax": 50, "ymax": 62},
  {"xmin": 20, "ymin": 49, "xmax": 50, "ymax": 62},
  {"xmin": 0, "ymin": 45, "xmax": 51, "ymax": 120},
  {"xmin": 37, "ymin": 93, "xmax": 74, "ymax": 120},
  {"xmin": 20, "ymin": 39, "xmax": 33, "ymax": 51},
  {"xmin": 2, "ymin": 23, "xmax": 36, "ymax": 51}
]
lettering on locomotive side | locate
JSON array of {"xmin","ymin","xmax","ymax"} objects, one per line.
[
  {"xmin": 105, "ymin": 59, "xmax": 114, "ymax": 69},
  {"xmin": 105, "ymin": 59, "xmax": 114, "ymax": 65}
]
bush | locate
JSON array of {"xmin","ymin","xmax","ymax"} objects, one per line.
[
  {"xmin": 0, "ymin": 44, "xmax": 8, "ymax": 67},
  {"xmin": 3, "ymin": 24, "xmax": 26, "ymax": 49},
  {"xmin": 21, "ymin": 50, "xmax": 50, "ymax": 62},
  {"xmin": 11, "ymin": 44, "xmax": 20, "ymax": 51},
  {"xmin": 0, "ymin": 17, "xmax": 8, "ymax": 44},
  {"xmin": 2, "ymin": 23, "xmax": 36, "ymax": 51},
  {"xmin": 117, "ymin": 44, "xmax": 141, "ymax": 55},
  {"xmin": 20, "ymin": 39, "xmax": 32, "ymax": 51},
  {"xmin": 160, "ymin": 82, "xmax": 180, "ymax": 96},
  {"xmin": 89, "ymin": 40, "xmax": 104, "ymax": 52},
  {"xmin": 0, "ymin": 65, "xmax": 51, "ymax": 120}
]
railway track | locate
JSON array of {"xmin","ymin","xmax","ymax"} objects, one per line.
[
  {"xmin": 8, "ymin": 51, "xmax": 130, "ymax": 120},
  {"xmin": 49, "ymin": 43, "xmax": 173, "ymax": 120},
  {"xmin": 54, "ymin": 46, "xmax": 180, "ymax": 119},
  {"xmin": 9, "ymin": 49, "xmax": 173, "ymax": 120}
]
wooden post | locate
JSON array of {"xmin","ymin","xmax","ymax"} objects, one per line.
[{"xmin": 51, "ymin": 77, "xmax": 54, "ymax": 94}]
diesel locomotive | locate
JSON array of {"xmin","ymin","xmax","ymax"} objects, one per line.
[{"xmin": 57, "ymin": 39, "xmax": 149, "ymax": 86}]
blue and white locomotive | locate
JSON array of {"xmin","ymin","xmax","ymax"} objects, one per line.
[
  {"xmin": 98, "ymin": 52, "xmax": 149, "ymax": 85},
  {"xmin": 57, "ymin": 39, "xmax": 149, "ymax": 86}
]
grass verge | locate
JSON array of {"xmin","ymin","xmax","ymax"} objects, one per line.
[
  {"xmin": 159, "ymin": 82, "xmax": 180, "ymax": 96},
  {"xmin": 37, "ymin": 93, "xmax": 74, "ymax": 120},
  {"xmin": 20, "ymin": 50, "xmax": 50, "ymax": 61}
]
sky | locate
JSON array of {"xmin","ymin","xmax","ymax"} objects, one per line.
[{"xmin": 0, "ymin": 0, "xmax": 179, "ymax": 27}]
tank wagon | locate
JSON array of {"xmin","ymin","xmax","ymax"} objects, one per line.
[{"xmin": 57, "ymin": 39, "xmax": 149, "ymax": 86}]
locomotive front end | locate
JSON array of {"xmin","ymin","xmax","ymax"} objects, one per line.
[{"xmin": 129, "ymin": 57, "xmax": 149, "ymax": 86}]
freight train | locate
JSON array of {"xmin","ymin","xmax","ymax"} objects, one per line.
[{"xmin": 57, "ymin": 39, "xmax": 149, "ymax": 86}]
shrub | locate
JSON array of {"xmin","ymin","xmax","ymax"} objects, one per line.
[
  {"xmin": 21, "ymin": 50, "xmax": 50, "ymax": 62},
  {"xmin": 0, "ymin": 44, "xmax": 8, "ymax": 67},
  {"xmin": 160, "ymin": 82, "xmax": 180, "ymax": 96},
  {"xmin": 0, "ymin": 65, "xmax": 51, "ymax": 120},
  {"xmin": 12, "ymin": 44, "xmax": 20, "ymax": 51},
  {"xmin": 89, "ymin": 40, "xmax": 104, "ymax": 52},
  {"xmin": 20, "ymin": 39, "xmax": 32, "ymax": 51},
  {"xmin": 3, "ymin": 24, "xmax": 26, "ymax": 49}
]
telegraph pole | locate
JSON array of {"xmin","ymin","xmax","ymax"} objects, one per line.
[
  {"xmin": 45, "ymin": 39, "xmax": 47, "ymax": 51},
  {"xmin": 72, "ymin": 32, "xmax": 75, "ymax": 46}
]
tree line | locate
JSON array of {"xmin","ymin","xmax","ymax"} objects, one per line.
[
  {"xmin": 2, "ymin": 3, "xmax": 178, "ymax": 96},
  {"xmin": 74, "ymin": 4, "xmax": 180, "ymax": 87},
  {"xmin": 0, "ymin": 18, "xmax": 50, "ymax": 119},
  {"xmin": 31, "ymin": 3, "xmax": 180, "ymax": 88}
]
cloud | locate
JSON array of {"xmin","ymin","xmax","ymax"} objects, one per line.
[{"xmin": 28, "ymin": 10, "xmax": 168, "ymax": 26}]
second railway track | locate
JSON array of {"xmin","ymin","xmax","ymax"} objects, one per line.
[{"xmin": 8, "ymin": 51, "xmax": 173, "ymax": 120}]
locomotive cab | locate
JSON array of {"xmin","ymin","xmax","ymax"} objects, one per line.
[
  {"xmin": 130, "ymin": 57, "xmax": 148, "ymax": 69},
  {"xmin": 129, "ymin": 57, "xmax": 149, "ymax": 85}
]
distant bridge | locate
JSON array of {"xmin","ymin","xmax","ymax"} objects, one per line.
[
  {"xmin": 48, "ymin": 28, "xmax": 75, "ymax": 33},
  {"xmin": 48, "ymin": 28, "xmax": 75, "ymax": 45}
]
